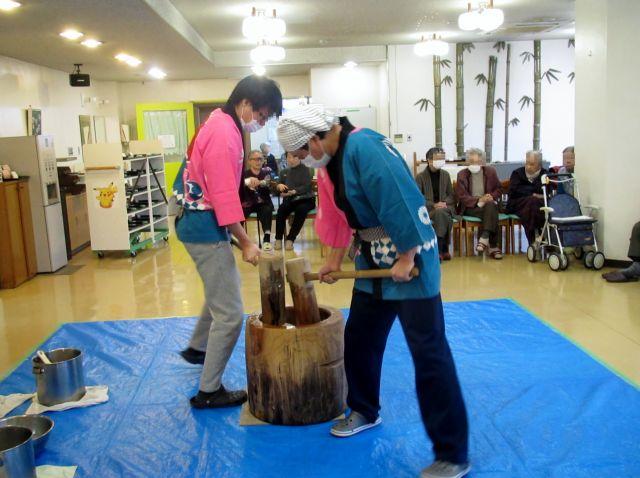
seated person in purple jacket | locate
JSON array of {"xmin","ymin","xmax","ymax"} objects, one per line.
[
  {"xmin": 455, "ymin": 148, "xmax": 503, "ymax": 260},
  {"xmin": 507, "ymin": 150, "xmax": 547, "ymax": 244},
  {"xmin": 241, "ymin": 150, "xmax": 274, "ymax": 250}
]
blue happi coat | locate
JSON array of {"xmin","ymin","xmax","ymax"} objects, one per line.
[{"xmin": 333, "ymin": 126, "xmax": 441, "ymax": 300}]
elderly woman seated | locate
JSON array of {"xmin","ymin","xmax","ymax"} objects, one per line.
[
  {"xmin": 456, "ymin": 148, "xmax": 503, "ymax": 259},
  {"xmin": 241, "ymin": 149, "xmax": 275, "ymax": 250},
  {"xmin": 507, "ymin": 150, "xmax": 548, "ymax": 244},
  {"xmin": 415, "ymin": 147, "xmax": 456, "ymax": 261}
]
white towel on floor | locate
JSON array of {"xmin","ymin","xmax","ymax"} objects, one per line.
[
  {"xmin": 0, "ymin": 393, "xmax": 34, "ymax": 418},
  {"xmin": 26, "ymin": 386, "xmax": 109, "ymax": 415},
  {"xmin": 36, "ymin": 465, "xmax": 77, "ymax": 478}
]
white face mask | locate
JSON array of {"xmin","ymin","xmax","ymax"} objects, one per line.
[
  {"xmin": 240, "ymin": 105, "xmax": 263, "ymax": 133},
  {"xmin": 302, "ymin": 143, "xmax": 332, "ymax": 169},
  {"xmin": 468, "ymin": 165, "xmax": 482, "ymax": 174},
  {"xmin": 432, "ymin": 160, "xmax": 446, "ymax": 170}
]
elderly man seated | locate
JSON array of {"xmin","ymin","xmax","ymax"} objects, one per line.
[
  {"xmin": 558, "ymin": 146, "xmax": 575, "ymax": 195},
  {"xmin": 602, "ymin": 221, "xmax": 640, "ymax": 283},
  {"xmin": 507, "ymin": 150, "xmax": 548, "ymax": 244},
  {"xmin": 415, "ymin": 147, "xmax": 456, "ymax": 261},
  {"xmin": 456, "ymin": 148, "xmax": 503, "ymax": 259}
]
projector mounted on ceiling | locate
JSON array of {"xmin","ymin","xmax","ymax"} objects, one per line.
[{"xmin": 69, "ymin": 64, "xmax": 90, "ymax": 87}]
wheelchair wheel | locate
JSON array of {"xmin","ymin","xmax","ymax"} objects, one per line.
[
  {"xmin": 560, "ymin": 254, "xmax": 569, "ymax": 270},
  {"xmin": 527, "ymin": 245, "xmax": 538, "ymax": 263},
  {"xmin": 548, "ymin": 253, "xmax": 562, "ymax": 271},
  {"xmin": 592, "ymin": 252, "xmax": 605, "ymax": 270},
  {"xmin": 584, "ymin": 251, "xmax": 595, "ymax": 269},
  {"xmin": 573, "ymin": 247, "xmax": 584, "ymax": 260}
]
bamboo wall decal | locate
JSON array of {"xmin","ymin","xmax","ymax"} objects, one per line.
[
  {"xmin": 504, "ymin": 44, "xmax": 511, "ymax": 162},
  {"xmin": 455, "ymin": 44, "xmax": 464, "ymax": 157},
  {"xmin": 434, "ymin": 55, "xmax": 443, "ymax": 148},
  {"xmin": 455, "ymin": 43, "xmax": 474, "ymax": 158},
  {"xmin": 485, "ymin": 56, "xmax": 498, "ymax": 162},
  {"xmin": 415, "ymin": 57, "xmax": 451, "ymax": 149},
  {"xmin": 533, "ymin": 40, "xmax": 541, "ymax": 150}
]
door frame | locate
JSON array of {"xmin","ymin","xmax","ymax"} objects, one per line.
[{"xmin": 135, "ymin": 102, "xmax": 196, "ymax": 195}]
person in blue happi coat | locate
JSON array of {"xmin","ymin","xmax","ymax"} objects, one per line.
[{"xmin": 277, "ymin": 105, "xmax": 470, "ymax": 478}]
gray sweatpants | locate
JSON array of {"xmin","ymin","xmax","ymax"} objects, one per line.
[{"xmin": 184, "ymin": 242, "xmax": 244, "ymax": 393}]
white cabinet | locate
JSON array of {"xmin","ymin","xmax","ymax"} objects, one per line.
[{"xmin": 83, "ymin": 140, "xmax": 169, "ymax": 257}]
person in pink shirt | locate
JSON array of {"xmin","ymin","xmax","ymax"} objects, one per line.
[{"xmin": 173, "ymin": 75, "xmax": 283, "ymax": 409}]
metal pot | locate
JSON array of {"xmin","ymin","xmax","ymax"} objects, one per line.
[
  {"xmin": 32, "ymin": 348, "xmax": 86, "ymax": 406},
  {"xmin": 0, "ymin": 426, "xmax": 36, "ymax": 478},
  {"xmin": 0, "ymin": 416, "xmax": 54, "ymax": 457}
]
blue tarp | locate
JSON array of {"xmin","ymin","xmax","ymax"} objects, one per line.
[{"xmin": 1, "ymin": 299, "xmax": 639, "ymax": 477}]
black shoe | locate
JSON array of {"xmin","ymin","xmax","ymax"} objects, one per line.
[
  {"xmin": 190, "ymin": 386, "xmax": 248, "ymax": 409},
  {"xmin": 180, "ymin": 347, "xmax": 206, "ymax": 365}
]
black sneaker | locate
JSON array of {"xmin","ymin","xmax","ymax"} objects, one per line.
[
  {"xmin": 190, "ymin": 386, "xmax": 248, "ymax": 409},
  {"xmin": 180, "ymin": 347, "xmax": 206, "ymax": 365}
]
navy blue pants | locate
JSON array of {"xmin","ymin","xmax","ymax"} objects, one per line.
[{"xmin": 345, "ymin": 289, "xmax": 469, "ymax": 464}]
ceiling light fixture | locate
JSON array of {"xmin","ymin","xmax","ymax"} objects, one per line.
[
  {"xmin": 458, "ymin": 1, "xmax": 504, "ymax": 32},
  {"xmin": 148, "ymin": 67, "xmax": 167, "ymax": 79},
  {"xmin": 252, "ymin": 65, "xmax": 266, "ymax": 76},
  {"xmin": 115, "ymin": 53, "xmax": 141, "ymax": 67},
  {"xmin": 81, "ymin": 39, "xmax": 102, "ymax": 49},
  {"xmin": 0, "ymin": 0, "xmax": 20, "ymax": 11},
  {"xmin": 250, "ymin": 40, "xmax": 285, "ymax": 64},
  {"xmin": 344, "ymin": 61, "xmax": 358, "ymax": 69},
  {"xmin": 60, "ymin": 29, "xmax": 84, "ymax": 40},
  {"xmin": 414, "ymin": 34, "xmax": 450, "ymax": 57},
  {"xmin": 242, "ymin": 7, "xmax": 286, "ymax": 42}
]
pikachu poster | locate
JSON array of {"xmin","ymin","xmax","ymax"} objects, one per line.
[{"xmin": 95, "ymin": 183, "xmax": 118, "ymax": 208}]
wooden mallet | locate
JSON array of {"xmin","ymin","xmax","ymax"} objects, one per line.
[{"xmin": 304, "ymin": 267, "xmax": 419, "ymax": 282}]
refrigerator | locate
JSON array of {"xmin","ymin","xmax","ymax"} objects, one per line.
[{"xmin": 0, "ymin": 135, "xmax": 68, "ymax": 272}]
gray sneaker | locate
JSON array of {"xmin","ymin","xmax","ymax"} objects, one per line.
[
  {"xmin": 330, "ymin": 411, "xmax": 382, "ymax": 437},
  {"xmin": 420, "ymin": 461, "xmax": 471, "ymax": 478}
]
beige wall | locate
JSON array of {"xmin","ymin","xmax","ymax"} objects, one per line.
[
  {"xmin": 575, "ymin": 0, "xmax": 640, "ymax": 260},
  {"xmin": 117, "ymin": 75, "xmax": 310, "ymax": 138},
  {"xmin": 0, "ymin": 55, "xmax": 121, "ymax": 165}
]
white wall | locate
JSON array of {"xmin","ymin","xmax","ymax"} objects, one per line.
[
  {"xmin": 117, "ymin": 75, "xmax": 310, "ymax": 137},
  {"xmin": 0, "ymin": 55, "xmax": 121, "ymax": 165},
  {"xmin": 309, "ymin": 64, "xmax": 390, "ymax": 137},
  {"xmin": 388, "ymin": 40, "xmax": 575, "ymax": 165},
  {"xmin": 575, "ymin": 0, "xmax": 640, "ymax": 260}
]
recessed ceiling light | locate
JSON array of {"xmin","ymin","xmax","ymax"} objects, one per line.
[
  {"xmin": 81, "ymin": 39, "xmax": 102, "ymax": 49},
  {"xmin": 60, "ymin": 29, "xmax": 84, "ymax": 40},
  {"xmin": 252, "ymin": 65, "xmax": 266, "ymax": 76},
  {"xmin": 148, "ymin": 67, "xmax": 167, "ymax": 79},
  {"xmin": 0, "ymin": 0, "xmax": 21, "ymax": 12},
  {"xmin": 115, "ymin": 53, "xmax": 141, "ymax": 67},
  {"xmin": 344, "ymin": 61, "xmax": 358, "ymax": 68}
]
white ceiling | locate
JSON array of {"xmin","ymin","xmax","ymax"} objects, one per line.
[{"xmin": 0, "ymin": 0, "xmax": 575, "ymax": 82}]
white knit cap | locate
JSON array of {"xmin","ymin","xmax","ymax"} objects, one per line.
[{"xmin": 277, "ymin": 105, "xmax": 336, "ymax": 152}]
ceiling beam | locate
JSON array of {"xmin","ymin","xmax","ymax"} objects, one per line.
[
  {"xmin": 214, "ymin": 45, "xmax": 388, "ymax": 68},
  {"xmin": 141, "ymin": 0, "xmax": 216, "ymax": 65}
]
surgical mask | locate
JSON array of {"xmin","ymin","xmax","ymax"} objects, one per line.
[
  {"xmin": 468, "ymin": 165, "xmax": 481, "ymax": 174},
  {"xmin": 302, "ymin": 144, "xmax": 332, "ymax": 169},
  {"xmin": 432, "ymin": 160, "xmax": 446, "ymax": 170},
  {"xmin": 240, "ymin": 106, "xmax": 263, "ymax": 133}
]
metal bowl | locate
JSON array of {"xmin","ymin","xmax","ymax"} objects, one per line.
[{"xmin": 0, "ymin": 415, "xmax": 54, "ymax": 456}]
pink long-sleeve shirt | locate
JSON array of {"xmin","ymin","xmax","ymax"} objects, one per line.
[
  {"xmin": 186, "ymin": 109, "xmax": 245, "ymax": 226},
  {"xmin": 315, "ymin": 167, "xmax": 353, "ymax": 248}
]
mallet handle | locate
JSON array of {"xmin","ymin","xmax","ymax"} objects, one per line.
[{"xmin": 304, "ymin": 268, "xmax": 419, "ymax": 282}]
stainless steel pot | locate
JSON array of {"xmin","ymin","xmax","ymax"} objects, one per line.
[
  {"xmin": 0, "ymin": 426, "xmax": 36, "ymax": 478},
  {"xmin": 0, "ymin": 415, "xmax": 54, "ymax": 456},
  {"xmin": 32, "ymin": 348, "xmax": 86, "ymax": 406}
]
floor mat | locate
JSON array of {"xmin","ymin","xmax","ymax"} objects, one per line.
[{"xmin": 1, "ymin": 299, "xmax": 638, "ymax": 478}]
